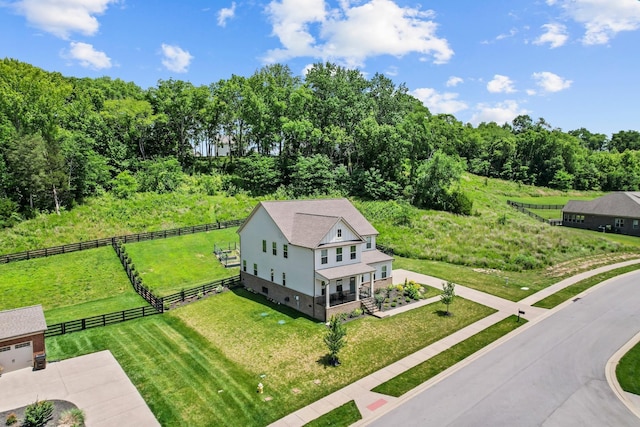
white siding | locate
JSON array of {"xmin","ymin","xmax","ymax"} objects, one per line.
[
  {"xmin": 315, "ymin": 243, "xmax": 362, "ymax": 269},
  {"xmin": 239, "ymin": 206, "xmax": 315, "ymax": 296},
  {"xmin": 319, "ymin": 220, "xmax": 360, "ymax": 245},
  {"xmin": 363, "ymin": 235, "xmax": 376, "ymax": 251}
]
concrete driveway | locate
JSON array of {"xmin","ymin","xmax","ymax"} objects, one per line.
[
  {"xmin": 368, "ymin": 271, "xmax": 640, "ymax": 426},
  {"xmin": 0, "ymin": 350, "xmax": 159, "ymax": 427}
]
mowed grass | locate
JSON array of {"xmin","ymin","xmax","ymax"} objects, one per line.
[
  {"xmin": 125, "ymin": 228, "xmax": 239, "ymax": 296},
  {"xmin": 533, "ymin": 263, "xmax": 640, "ymax": 309},
  {"xmin": 617, "ymin": 340, "xmax": 640, "ymax": 395},
  {"xmin": 304, "ymin": 400, "xmax": 361, "ymax": 427},
  {"xmin": 170, "ymin": 289, "xmax": 495, "ymax": 423},
  {"xmin": 528, "ymin": 208, "xmax": 563, "ymax": 220},
  {"xmin": 372, "ymin": 315, "xmax": 526, "ymax": 397},
  {"xmin": 0, "ymin": 246, "xmax": 146, "ymax": 323}
]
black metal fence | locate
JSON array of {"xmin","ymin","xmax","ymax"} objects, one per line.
[
  {"xmin": 0, "ymin": 219, "xmax": 245, "ymax": 264},
  {"xmin": 45, "ymin": 305, "xmax": 160, "ymax": 337}
]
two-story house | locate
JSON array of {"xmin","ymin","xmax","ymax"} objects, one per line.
[{"xmin": 238, "ymin": 199, "xmax": 393, "ymax": 321}]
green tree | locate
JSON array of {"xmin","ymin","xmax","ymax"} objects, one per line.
[
  {"xmin": 440, "ymin": 281, "xmax": 456, "ymax": 316},
  {"xmin": 412, "ymin": 150, "xmax": 467, "ymax": 212},
  {"xmin": 235, "ymin": 153, "xmax": 280, "ymax": 195},
  {"xmin": 289, "ymin": 154, "xmax": 335, "ymax": 197},
  {"xmin": 324, "ymin": 315, "xmax": 347, "ymax": 367}
]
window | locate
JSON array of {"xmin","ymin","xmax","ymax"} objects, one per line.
[
  {"xmin": 262, "ymin": 286, "xmax": 268, "ymax": 294},
  {"xmin": 366, "ymin": 236, "xmax": 372, "ymax": 249},
  {"xmin": 282, "ymin": 272, "xmax": 286, "ymax": 286},
  {"xmin": 337, "ymin": 228, "xmax": 342, "ymax": 238},
  {"xmin": 272, "ymin": 242, "xmax": 277, "ymax": 256},
  {"xmin": 350, "ymin": 245, "xmax": 356, "ymax": 260},
  {"xmin": 336, "ymin": 247, "xmax": 343, "ymax": 262},
  {"xmin": 0, "ymin": 346, "xmax": 10, "ymax": 352},
  {"xmin": 283, "ymin": 244, "xmax": 288, "ymax": 258},
  {"xmin": 615, "ymin": 218, "xmax": 625, "ymax": 228},
  {"xmin": 262, "ymin": 240, "xmax": 267, "ymax": 252},
  {"xmin": 381, "ymin": 265, "xmax": 387, "ymax": 279},
  {"xmin": 253, "ymin": 263, "xmax": 258, "ymax": 275},
  {"xmin": 634, "ymin": 220, "xmax": 639, "ymax": 229},
  {"xmin": 242, "ymin": 260, "xmax": 246, "ymax": 272},
  {"xmin": 321, "ymin": 281, "xmax": 326, "ymax": 296},
  {"xmin": 336, "ymin": 279, "xmax": 343, "ymax": 293},
  {"xmin": 321, "ymin": 249, "xmax": 328, "ymax": 264},
  {"xmin": 270, "ymin": 268, "xmax": 274, "ymax": 281},
  {"xmin": 15, "ymin": 342, "xmax": 30, "ymax": 349}
]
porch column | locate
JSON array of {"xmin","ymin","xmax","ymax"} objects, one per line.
[
  {"xmin": 370, "ymin": 274, "xmax": 374, "ymax": 297},
  {"xmin": 325, "ymin": 282, "xmax": 330, "ymax": 309}
]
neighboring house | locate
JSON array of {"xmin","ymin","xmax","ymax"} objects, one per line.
[
  {"xmin": 0, "ymin": 305, "xmax": 47, "ymax": 374},
  {"xmin": 238, "ymin": 199, "xmax": 393, "ymax": 321},
  {"xmin": 563, "ymin": 192, "xmax": 640, "ymax": 237}
]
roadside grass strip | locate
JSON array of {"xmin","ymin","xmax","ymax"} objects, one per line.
[
  {"xmin": 124, "ymin": 228, "xmax": 239, "ymax": 296},
  {"xmin": 533, "ymin": 264, "xmax": 640, "ymax": 309},
  {"xmin": 616, "ymin": 340, "xmax": 640, "ymax": 395},
  {"xmin": 304, "ymin": 400, "xmax": 361, "ymax": 427},
  {"xmin": 0, "ymin": 246, "xmax": 145, "ymax": 323},
  {"xmin": 372, "ymin": 315, "xmax": 526, "ymax": 397}
]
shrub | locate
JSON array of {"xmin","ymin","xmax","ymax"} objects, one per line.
[
  {"xmin": 403, "ymin": 280, "xmax": 422, "ymax": 300},
  {"xmin": 5, "ymin": 412, "xmax": 17, "ymax": 426},
  {"xmin": 215, "ymin": 285, "xmax": 224, "ymax": 293},
  {"xmin": 350, "ymin": 308, "xmax": 363, "ymax": 318},
  {"xmin": 57, "ymin": 408, "xmax": 85, "ymax": 427},
  {"xmin": 197, "ymin": 292, "xmax": 203, "ymax": 299},
  {"xmin": 374, "ymin": 292, "xmax": 385, "ymax": 309},
  {"xmin": 22, "ymin": 400, "xmax": 53, "ymax": 427},
  {"xmin": 390, "ymin": 302, "xmax": 397, "ymax": 307},
  {"xmin": 405, "ymin": 297, "xmax": 411, "ymax": 303}
]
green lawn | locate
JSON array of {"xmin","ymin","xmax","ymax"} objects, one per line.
[
  {"xmin": 48, "ymin": 289, "xmax": 495, "ymax": 426},
  {"xmin": 507, "ymin": 195, "xmax": 600, "ymax": 205},
  {"xmin": 372, "ymin": 315, "xmax": 526, "ymax": 396},
  {"xmin": 528, "ymin": 208, "xmax": 563, "ymax": 220},
  {"xmin": 125, "ymin": 228, "xmax": 239, "ymax": 296},
  {"xmin": 617, "ymin": 340, "xmax": 640, "ymax": 395},
  {"xmin": 533, "ymin": 264, "xmax": 640, "ymax": 309},
  {"xmin": 0, "ymin": 246, "xmax": 146, "ymax": 323},
  {"xmin": 304, "ymin": 400, "xmax": 361, "ymax": 427}
]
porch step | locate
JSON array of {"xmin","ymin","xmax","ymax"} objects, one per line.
[{"xmin": 361, "ymin": 297, "xmax": 378, "ymax": 314}]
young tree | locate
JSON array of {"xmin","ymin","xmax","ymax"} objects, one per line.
[
  {"xmin": 440, "ymin": 281, "xmax": 456, "ymax": 316},
  {"xmin": 324, "ymin": 315, "xmax": 347, "ymax": 367}
]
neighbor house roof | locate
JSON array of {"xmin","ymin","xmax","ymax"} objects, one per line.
[
  {"xmin": 0, "ymin": 305, "xmax": 47, "ymax": 341},
  {"xmin": 563, "ymin": 192, "xmax": 640, "ymax": 218},
  {"xmin": 239, "ymin": 199, "xmax": 378, "ymax": 248}
]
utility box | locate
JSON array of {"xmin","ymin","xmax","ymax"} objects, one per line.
[{"xmin": 33, "ymin": 353, "xmax": 46, "ymax": 371}]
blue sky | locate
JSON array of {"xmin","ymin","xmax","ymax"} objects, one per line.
[{"xmin": 1, "ymin": 0, "xmax": 639, "ymax": 137}]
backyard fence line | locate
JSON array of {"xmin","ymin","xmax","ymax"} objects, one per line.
[
  {"xmin": 112, "ymin": 239, "xmax": 164, "ymax": 312},
  {"xmin": 0, "ymin": 219, "xmax": 245, "ymax": 264},
  {"xmin": 45, "ymin": 305, "xmax": 160, "ymax": 337},
  {"xmin": 506, "ymin": 200, "xmax": 563, "ymax": 226},
  {"xmin": 160, "ymin": 275, "xmax": 242, "ymax": 306}
]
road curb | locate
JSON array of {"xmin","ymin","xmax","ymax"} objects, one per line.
[{"xmin": 605, "ymin": 330, "xmax": 640, "ymax": 421}]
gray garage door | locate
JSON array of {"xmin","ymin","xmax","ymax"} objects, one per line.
[{"xmin": 0, "ymin": 341, "xmax": 33, "ymax": 373}]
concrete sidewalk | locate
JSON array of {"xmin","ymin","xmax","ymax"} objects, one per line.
[
  {"xmin": 0, "ymin": 350, "xmax": 159, "ymax": 427},
  {"xmin": 269, "ymin": 260, "xmax": 640, "ymax": 427}
]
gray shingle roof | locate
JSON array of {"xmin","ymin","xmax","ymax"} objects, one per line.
[
  {"xmin": 315, "ymin": 262, "xmax": 376, "ymax": 281},
  {"xmin": 246, "ymin": 199, "xmax": 378, "ymax": 248},
  {"xmin": 0, "ymin": 305, "xmax": 47, "ymax": 341},
  {"xmin": 563, "ymin": 192, "xmax": 640, "ymax": 217},
  {"xmin": 361, "ymin": 250, "xmax": 394, "ymax": 264}
]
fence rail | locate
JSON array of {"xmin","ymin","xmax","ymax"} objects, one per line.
[
  {"xmin": 45, "ymin": 305, "xmax": 160, "ymax": 337},
  {"xmin": 113, "ymin": 240, "xmax": 164, "ymax": 311},
  {"xmin": 161, "ymin": 275, "xmax": 242, "ymax": 306},
  {"xmin": 506, "ymin": 200, "xmax": 564, "ymax": 226},
  {"xmin": 0, "ymin": 219, "xmax": 245, "ymax": 264}
]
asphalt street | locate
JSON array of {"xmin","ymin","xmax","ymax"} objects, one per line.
[{"xmin": 369, "ymin": 271, "xmax": 640, "ymax": 427}]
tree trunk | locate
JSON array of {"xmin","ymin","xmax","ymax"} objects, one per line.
[{"xmin": 52, "ymin": 184, "xmax": 60, "ymax": 215}]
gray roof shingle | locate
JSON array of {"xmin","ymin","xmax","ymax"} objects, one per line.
[
  {"xmin": 246, "ymin": 199, "xmax": 378, "ymax": 248},
  {"xmin": 563, "ymin": 192, "xmax": 640, "ymax": 217},
  {"xmin": 0, "ymin": 305, "xmax": 47, "ymax": 341}
]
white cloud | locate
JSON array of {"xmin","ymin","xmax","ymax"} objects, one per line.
[
  {"xmin": 263, "ymin": 0, "xmax": 453, "ymax": 67},
  {"xmin": 534, "ymin": 23, "xmax": 568, "ymax": 48},
  {"xmin": 385, "ymin": 65, "xmax": 398, "ymax": 76},
  {"xmin": 446, "ymin": 76, "xmax": 463, "ymax": 87},
  {"xmin": 549, "ymin": 0, "xmax": 640, "ymax": 45},
  {"xmin": 487, "ymin": 74, "xmax": 516, "ymax": 94},
  {"xmin": 11, "ymin": 0, "xmax": 118, "ymax": 39},
  {"xmin": 160, "ymin": 44, "xmax": 193, "ymax": 73},
  {"xmin": 532, "ymin": 71, "xmax": 572, "ymax": 92},
  {"xmin": 470, "ymin": 100, "xmax": 529, "ymax": 125},
  {"xmin": 217, "ymin": 2, "xmax": 236, "ymax": 27},
  {"xmin": 526, "ymin": 89, "xmax": 537, "ymax": 96},
  {"xmin": 496, "ymin": 28, "xmax": 518, "ymax": 40},
  {"xmin": 65, "ymin": 42, "xmax": 111, "ymax": 69},
  {"xmin": 411, "ymin": 88, "xmax": 468, "ymax": 115}
]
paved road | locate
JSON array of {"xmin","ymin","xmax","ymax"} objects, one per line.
[{"xmin": 369, "ymin": 271, "xmax": 640, "ymax": 427}]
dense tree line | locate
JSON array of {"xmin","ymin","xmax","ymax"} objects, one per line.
[{"xmin": 1, "ymin": 58, "xmax": 639, "ymax": 227}]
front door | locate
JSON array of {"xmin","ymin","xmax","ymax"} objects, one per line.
[{"xmin": 349, "ymin": 277, "xmax": 356, "ymax": 294}]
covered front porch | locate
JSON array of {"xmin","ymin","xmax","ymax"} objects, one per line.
[{"xmin": 315, "ymin": 262, "xmax": 375, "ymax": 310}]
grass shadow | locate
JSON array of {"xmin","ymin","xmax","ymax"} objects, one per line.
[
  {"xmin": 231, "ymin": 287, "xmax": 318, "ymax": 321},
  {"xmin": 435, "ymin": 309, "xmax": 454, "ymax": 317}
]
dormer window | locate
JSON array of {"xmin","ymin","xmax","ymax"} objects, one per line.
[{"xmin": 366, "ymin": 236, "xmax": 372, "ymax": 249}]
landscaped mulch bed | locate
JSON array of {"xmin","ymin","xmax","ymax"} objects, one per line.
[{"xmin": 0, "ymin": 399, "xmax": 80, "ymax": 427}]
